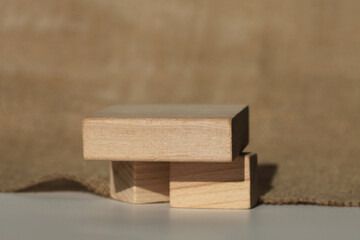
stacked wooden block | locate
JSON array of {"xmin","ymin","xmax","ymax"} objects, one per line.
[{"xmin": 83, "ymin": 105, "xmax": 257, "ymax": 209}]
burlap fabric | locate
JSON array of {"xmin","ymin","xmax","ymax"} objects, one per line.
[{"xmin": 1, "ymin": 0, "xmax": 359, "ymax": 206}]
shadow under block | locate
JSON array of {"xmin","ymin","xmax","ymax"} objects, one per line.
[
  {"xmin": 83, "ymin": 104, "xmax": 248, "ymax": 162},
  {"xmin": 109, "ymin": 161, "xmax": 170, "ymax": 204},
  {"xmin": 170, "ymin": 153, "xmax": 258, "ymax": 209}
]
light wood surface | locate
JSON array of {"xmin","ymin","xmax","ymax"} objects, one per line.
[
  {"xmin": 109, "ymin": 161, "xmax": 169, "ymax": 204},
  {"xmin": 83, "ymin": 104, "xmax": 248, "ymax": 162},
  {"xmin": 169, "ymin": 153, "xmax": 258, "ymax": 209}
]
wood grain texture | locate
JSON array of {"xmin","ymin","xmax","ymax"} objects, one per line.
[
  {"xmin": 170, "ymin": 153, "xmax": 258, "ymax": 209},
  {"xmin": 83, "ymin": 104, "xmax": 248, "ymax": 162},
  {"xmin": 109, "ymin": 161, "xmax": 169, "ymax": 204}
]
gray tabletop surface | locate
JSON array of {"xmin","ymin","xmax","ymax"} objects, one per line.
[{"xmin": 1, "ymin": 191, "xmax": 359, "ymax": 240}]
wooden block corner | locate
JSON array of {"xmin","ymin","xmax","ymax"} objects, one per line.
[{"xmin": 110, "ymin": 161, "xmax": 170, "ymax": 204}]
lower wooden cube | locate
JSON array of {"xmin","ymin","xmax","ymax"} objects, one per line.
[
  {"xmin": 110, "ymin": 161, "xmax": 170, "ymax": 204},
  {"xmin": 170, "ymin": 153, "xmax": 258, "ymax": 209}
]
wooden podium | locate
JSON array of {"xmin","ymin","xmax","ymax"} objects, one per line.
[{"xmin": 83, "ymin": 104, "xmax": 257, "ymax": 209}]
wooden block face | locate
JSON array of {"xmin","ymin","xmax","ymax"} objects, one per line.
[
  {"xmin": 83, "ymin": 104, "xmax": 248, "ymax": 162},
  {"xmin": 170, "ymin": 153, "xmax": 258, "ymax": 209},
  {"xmin": 110, "ymin": 161, "xmax": 169, "ymax": 204}
]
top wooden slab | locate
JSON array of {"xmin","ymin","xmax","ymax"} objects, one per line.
[
  {"xmin": 83, "ymin": 104, "xmax": 248, "ymax": 162},
  {"xmin": 88, "ymin": 104, "xmax": 246, "ymax": 119}
]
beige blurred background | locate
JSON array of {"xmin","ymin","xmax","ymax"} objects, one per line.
[{"xmin": 0, "ymin": 0, "xmax": 359, "ymax": 206}]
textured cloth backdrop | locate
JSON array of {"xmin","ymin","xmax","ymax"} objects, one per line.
[{"xmin": 0, "ymin": 0, "xmax": 359, "ymax": 206}]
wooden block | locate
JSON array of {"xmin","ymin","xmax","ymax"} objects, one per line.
[
  {"xmin": 170, "ymin": 153, "xmax": 258, "ymax": 209},
  {"xmin": 109, "ymin": 161, "xmax": 169, "ymax": 204},
  {"xmin": 83, "ymin": 104, "xmax": 248, "ymax": 162}
]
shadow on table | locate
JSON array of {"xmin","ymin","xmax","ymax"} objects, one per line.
[
  {"xmin": 18, "ymin": 179, "xmax": 91, "ymax": 192},
  {"xmin": 257, "ymin": 163, "xmax": 277, "ymax": 198}
]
